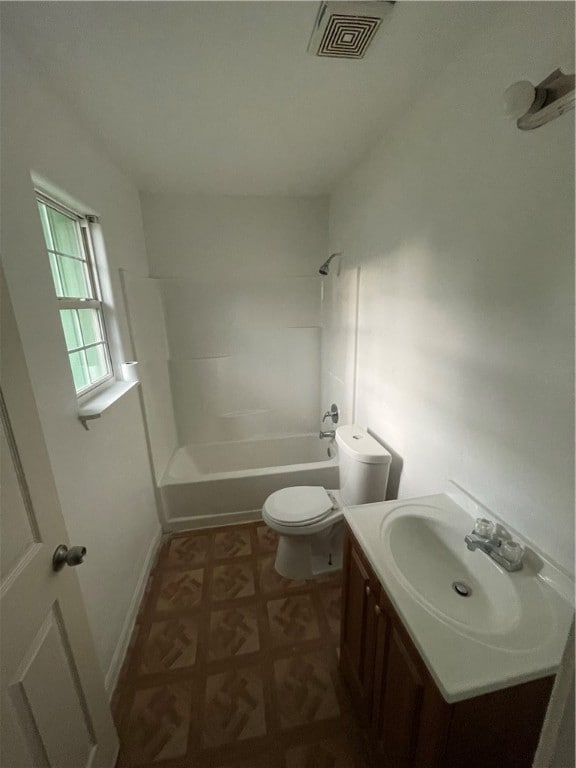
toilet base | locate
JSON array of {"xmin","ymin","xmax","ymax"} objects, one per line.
[{"xmin": 274, "ymin": 522, "xmax": 344, "ymax": 580}]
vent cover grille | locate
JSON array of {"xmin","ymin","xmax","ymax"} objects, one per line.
[
  {"xmin": 307, "ymin": 2, "xmax": 394, "ymax": 61},
  {"xmin": 317, "ymin": 14, "xmax": 382, "ymax": 59}
]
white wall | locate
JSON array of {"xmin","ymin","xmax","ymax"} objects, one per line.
[
  {"xmin": 0, "ymin": 37, "xmax": 161, "ymax": 687},
  {"xmin": 141, "ymin": 194, "xmax": 328, "ymax": 445},
  {"xmin": 327, "ymin": 3, "xmax": 575, "ymax": 572}
]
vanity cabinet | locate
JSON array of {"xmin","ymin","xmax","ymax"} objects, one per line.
[
  {"xmin": 340, "ymin": 525, "xmax": 555, "ymax": 768},
  {"xmin": 339, "ymin": 536, "xmax": 380, "ymax": 719}
]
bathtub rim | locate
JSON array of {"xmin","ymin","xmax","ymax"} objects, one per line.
[{"xmin": 160, "ymin": 433, "xmax": 338, "ymax": 486}]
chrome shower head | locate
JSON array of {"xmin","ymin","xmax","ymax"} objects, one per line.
[{"xmin": 319, "ymin": 253, "xmax": 340, "ymax": 275}]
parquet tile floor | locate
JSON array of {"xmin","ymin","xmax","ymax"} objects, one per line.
[{"xmin": 112, "ymin": 522, "xmax": 368, "ymax": 768}]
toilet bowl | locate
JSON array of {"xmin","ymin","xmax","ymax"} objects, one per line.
[
  {"xmin": 262, "ymin": 486, "xmax": 345, "ymax": 579},
  {"xmin": 262, "ymin": 425, "xmax": 391, "ymax": 580}
]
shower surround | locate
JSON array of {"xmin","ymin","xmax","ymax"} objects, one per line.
[{"xmin": 124, "ymin": 194, "xmax": 331, "ymax": 527}]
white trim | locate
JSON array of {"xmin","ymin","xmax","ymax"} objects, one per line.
[
  {"xmin": 166, "ymin": 508, "xmax": 262, "ymax": 533},
  {"xmin": 104, "ymin": 527, "xmax": 163, "ymax": 698},
  {"xmin": 532, "ymin": 619, "xmax": 575, "ymax": 767},
  {"xmin": 77, "ymin": 380, "xmax": 139, "ymax": 429},
  {"xmin": 57, "ymin": 297, "xmax": 101, "ymax": 311},
  {"xmin": 36, "ymin": 189, "xmax": 85, "ymax": 221},
  {"xmin": 352, "ymin": 266, "xmax": 360, "ymax": 424}
]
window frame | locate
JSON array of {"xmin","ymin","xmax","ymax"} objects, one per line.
[{"xmin": 36, "ymin": 191, "xmax": 115, "ymax": 398}]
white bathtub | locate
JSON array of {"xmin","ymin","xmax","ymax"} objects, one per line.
[{"xmin": 159, "ymin": 434, "xmax": 339, "ymax": 530}]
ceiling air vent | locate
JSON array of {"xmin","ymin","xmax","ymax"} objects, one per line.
[{"xmin": 308, "ymin": 1, "xmax": 395, "ymax": 60}]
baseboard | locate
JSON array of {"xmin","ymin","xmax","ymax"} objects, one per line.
[
  {"xmin": 104, "ymin": 526, "xmax": 163, "ymax": 698},
  {"xmin": 166, "ymin": 508, "xmax": 262, "ymax": 532}
]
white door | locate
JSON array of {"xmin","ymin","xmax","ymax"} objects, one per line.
[{"xmin": 0, "ymin": 269, "xmax": 119, "ymax": 768}]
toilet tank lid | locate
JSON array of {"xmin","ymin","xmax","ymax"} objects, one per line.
[{"xmin": 335, "ymin": 425, "xmax": 392, "ymax": 465}]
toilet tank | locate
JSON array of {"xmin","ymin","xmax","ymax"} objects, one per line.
[{"xmin": 335, "ymin": 425, "xmax": 392, "ymax": 505}]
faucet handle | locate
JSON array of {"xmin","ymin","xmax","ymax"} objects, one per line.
[
  {"xmin": 322, "ymin": 404, "xmax": 339, "ymax": 424},
  {"xmin": 473, "ymin": 518, "xmax": 495, "ymax": 538},
  {"xmin": 500, "ymin": 540, "xmax": 524, "ymax": 566}
]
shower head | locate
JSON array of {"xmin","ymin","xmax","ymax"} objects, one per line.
[{"xmin": 319, "ymin": 253, "xmax": 340, "ymax": 276}]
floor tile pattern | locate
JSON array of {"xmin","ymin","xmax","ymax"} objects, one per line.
[
  {"xmin": 122, "ymin": 683, "xmax": 192, "ymax": 764},
  {"xmin": 209, "ymin": 606, "xmax": 260, "ymax": 660},
  {"xmin": 156, "ymin": 568, "xmax": 204, "ymax": 612},
  {"xmin": 140, "ymin": 616, "xmax": 199, "ymax": 674},
  {"xmin": 113, "ymin": 522, "xmax": 367, "ymax": 768},
  {"xmin": 267, "ymin": 595, "xmax": 320, "ymax": 645},
  {"xmin": 274, "ymin": 652, "xmax": 340, "ymax": 728}
]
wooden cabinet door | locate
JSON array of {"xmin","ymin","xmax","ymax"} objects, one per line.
[
  {"xmin": 340, "ymin": 529, "xmax": 551, "ymax": 768},
  {"xmin": 340, "ymin": 532, "xmax": 379, "ymax": 718},
  {"xmin": 373, "ymin": 622, "xmax": 426, "ymax": 768}
]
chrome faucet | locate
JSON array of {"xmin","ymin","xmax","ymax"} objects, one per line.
[
  {"xmin": 319, "ymin": 429, "xmax": 335, "ymax": 439},
  {"xmin": 464, "ymin": 520, "xmax": 523, "ymax": 572}
]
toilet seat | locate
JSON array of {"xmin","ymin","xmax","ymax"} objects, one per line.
[{"xmin": 263, "ymin": 486, "xmax": 334, "ymax": 527}]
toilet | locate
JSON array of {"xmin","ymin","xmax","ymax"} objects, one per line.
[{"xmin": 262, "ymin": 425, "xmax": 392, "ymax": 580}]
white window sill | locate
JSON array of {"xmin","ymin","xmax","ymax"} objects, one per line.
[{"xmin": 78, "ymin": 380, "xmax": 139, "ymax": 430}]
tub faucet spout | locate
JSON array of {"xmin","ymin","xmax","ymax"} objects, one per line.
[{"xmin": 319, "ymin": 430, "xmax": 335, "ymax": 439}]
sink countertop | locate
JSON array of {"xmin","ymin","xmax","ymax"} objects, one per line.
[{"xmin": 344, "ymin": 493, "xmax": 574, "ymax": 704}]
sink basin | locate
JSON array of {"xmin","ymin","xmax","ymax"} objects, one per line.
[
  {"xmin": 345, "ymin": 492, "xmax": 573, "ymax": 702},
  {"xmin": 379, "ymin": 502, "xmax": 554, "ymax": 650}
]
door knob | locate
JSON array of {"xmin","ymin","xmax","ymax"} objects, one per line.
[{"xmin": 52, "ymin": 544, "xmax": 87, "ymax": 572}]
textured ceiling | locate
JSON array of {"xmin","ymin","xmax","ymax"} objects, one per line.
[{"xmin": 3, "ymin": 2, "xmax": 497, "ymax": 196}]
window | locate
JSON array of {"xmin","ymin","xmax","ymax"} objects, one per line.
[{"xmin": 36, "ymin": 194, "xmax": 113, "ymax": 396}]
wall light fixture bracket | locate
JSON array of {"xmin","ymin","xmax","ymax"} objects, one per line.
[{"xmin": 505, "ymin": 67, "xmax": 575, "ymax": 131}]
